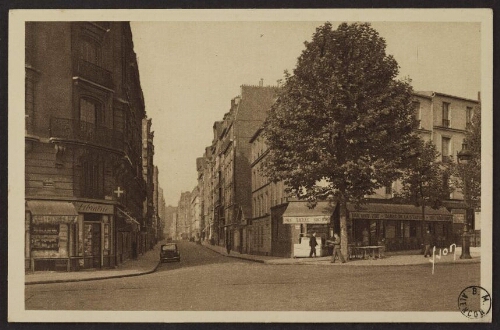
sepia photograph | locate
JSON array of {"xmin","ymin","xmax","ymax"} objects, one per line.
[{"xmin": 8, "ymin": 9, "xmax": 492, "ymax": 323}]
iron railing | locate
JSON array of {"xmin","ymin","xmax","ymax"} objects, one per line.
[
  {"xmin": 76, "ymin": 59, "xmax": 113, "ymax": 89},
  {"xmin": 50, "ymin": 117, "xmax": 123, "ymax": 150}
]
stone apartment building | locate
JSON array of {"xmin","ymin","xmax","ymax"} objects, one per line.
[
  {"xmin": 177, "ymin": 191, "xmax": 192, "ymax": 240},
  {"xmin": 205, "ymin": 84, "xmax": 279, "ymax": 253},
  {"xmin": 141, "ymin": 118, "xmax": 155, "ymax": 253},
  {"xmin": 24, "ymin": 22, "xmax": 149, "ymax": 271},
  {"xmin": 249, "ymin": 91, "xmax": 480, "ymax": 258}
]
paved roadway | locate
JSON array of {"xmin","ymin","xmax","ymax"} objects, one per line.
[{"xmin": 25, "ymin": 240, "xmax": 480, "ymax": 311}]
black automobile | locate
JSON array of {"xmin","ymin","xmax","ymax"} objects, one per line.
[{"xmin": 160, "ymin": 243, "xmax": 181, "ymax": 262}]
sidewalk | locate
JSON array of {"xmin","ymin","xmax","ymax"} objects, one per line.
[
  {"xmin": 25, "ymin": 241, "xmax": 164, "ymax": 285},
  {"xmin": 25, "ymin": 241, "xmax": 481, "ymax": 285},
  {"xmin": 202, "ymin": 241, "xmax": 481, "ymax": 267}
]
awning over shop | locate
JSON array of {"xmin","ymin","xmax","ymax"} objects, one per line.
[
  {"xmin": 347, "ymin": 203, "xmax": 453, "ymax": 222},
  {"xmin": 283, "ymin": 201, "xmax": 334, "ymax": 224},
  {"xmin": 26, "ymin": 200, "xmax": 79, "ymax": 224},
  {"xmin": 116, "ymin": 208, "xmax": 140, "ymax": 231}
]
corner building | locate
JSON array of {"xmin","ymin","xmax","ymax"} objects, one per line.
[
  {"xmin": 249, "ymin": 91, "xmax": 480, "ymax": 258},
  {"xmin": 25, "ymin": 22, "xmax": 147, "ymax": 271}
]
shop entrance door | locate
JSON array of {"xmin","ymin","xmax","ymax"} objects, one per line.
[
  {"xmin": 91, "ymin": 223, "xmax": 101, "ymax": 268},
  {"xmin": 84, "ymin": 217, "xmax": 102, "ymax": 268}
]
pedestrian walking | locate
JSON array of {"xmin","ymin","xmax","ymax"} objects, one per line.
[
  {"xmin": 309, "ymin": 232, "xmax": 318, "ymax": 257},
  {"xmin": 226, "ymin": 240, "xmax": 231, "ymax": 255},
  {"xmin": 329, "ymin": 233, "xmax": 346, "ymax": 263},
  {"xmin": 423, "ymin": 229, "xmax": 433, "ymax": 257}
]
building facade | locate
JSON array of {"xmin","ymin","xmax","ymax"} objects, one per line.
[
  {"xmin": 25, "ymin": 22, "xmax": 147, "ymax": 271},
  {"xmin": 207, "ymin": 84, "xmax": 279, "ymax": 253},
  {"xmin": 141, "ymin": 118, "xmax": 155, "ymax": 253},
  {"xmin": 177, "ymin": 191, "xmax": 192, "ymax": 240},
  {"xmin": 248, "ymin": 91, "xmax": 480, "ymax": 258}
]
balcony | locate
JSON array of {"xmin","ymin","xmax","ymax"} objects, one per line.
[
  {"xmin": 442, "ymin": 119, "xmax": 450, "ymax": 128},
  {"xmin": 76, "ymin": 59, "xmax": 113, "ymax": 90},
  {"xmin": 50, "ymin": 117, "xmax": 123, "ymax": 151}
]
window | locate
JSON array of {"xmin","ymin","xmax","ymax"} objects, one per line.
[
  {"xmin": 442, "ymin": 102, "xmax": 450, "ymax": 127},
  {"xmin": 385, "ymin": 184, "xmax": 393, "ymax": 196},
  {"xmin": 82, "ymin": 157, "xmax": 105, "ymax": 198},
  {"xmin": 466, "ymin": 107, "xmax": 474, "ymax": 126},
  {"xmin": 413, "ymin": 101, "xmax": 421, "ymax": 128},
  {"xmin": 441, "ymin": 137, "xmax": 451, "ymax": 162},
  {"xmin": 80, "ymin": 98, "xmax": 98, "ymax": 124},
  {"xmin": 80, "ymin": 38, "xmax": 102, "ymax": 65}
]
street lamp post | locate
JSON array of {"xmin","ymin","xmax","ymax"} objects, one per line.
[{"xmin": 457, "ymin": 141, "xmax": 472, "ymax": 259}]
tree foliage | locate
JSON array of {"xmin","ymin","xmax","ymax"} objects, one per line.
[
  {"xmin": 451, "ymin": 106, "xmax": 481, "ymax": 209},
  {"xmin": 395, "ymin": 140, "xmax": 452, "ymax": 209},
  {"xmin": 263, "ymin": 22, "xmax": 419, "ymax": 203}
]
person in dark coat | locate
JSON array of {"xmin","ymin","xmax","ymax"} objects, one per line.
[
  {"xmin": 226, "ymin": 239, "xmax": 231, "ymax": 255},
  {"xmin": 309, "ymin": 232, "xmax": 318, "ymax": 257},
  {"xmin": 423, "ymin": 229, "xmax": 433, "ymax": 257}
]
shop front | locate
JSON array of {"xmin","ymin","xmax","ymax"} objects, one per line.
[
  {"xmin": 26, "ymin": 200, "xmax": 79, "ymax": 272},
  {"xmin": 271, "ymin": 201, "xmax": 336, "ymax": 258},
  {"xmin": 115, "ymin": 207, "xmax": 140, "ymax": 264},
  {"xmin": 74, "ymin": 201, "xmax": 115, "ymax": 269},
  {"xmin": 346, "ymin": 203, "xmax": 454, "ymax": 252}
]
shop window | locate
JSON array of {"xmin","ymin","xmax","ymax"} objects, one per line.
[
  {"xmin": 410, "ymin": 222, "xmax": 417, "ymax": 237},
  {"xmin": 385, "ymin": 221, "xmax": 396, "ymax": 239}
]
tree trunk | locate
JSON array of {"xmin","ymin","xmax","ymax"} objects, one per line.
[{"xmin": 340, "ymin": 200, "xmax": 348, "ymax": 257}]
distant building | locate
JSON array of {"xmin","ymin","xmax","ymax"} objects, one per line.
[
  {"xmin": 209, "ymin": 84, "xmax": 279, "ymax": 253},
  {"xmin": 177, "ymin": 191, "xmax": 192, "ymax": 240},
  {"xmin": 25, "ymin": 22, "xmax": 147, "ymax": 271},
  {"xmin": 141, "ymin": 118, "xmax": 155, "ymax": 253}
]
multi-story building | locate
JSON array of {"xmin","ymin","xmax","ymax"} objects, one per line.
[
  {"xmin": 158, "ymin": 186, "xmax": 166, "ymax": 241},
  {"xmin": 190, "ymin": 186, "xmax": 201, "ymax": 240},
  {"xmin": 208, "ymin": 84, "xmax": 279, "ymax": 253},
  {"xmin": 249, "ymin": 91, "xmax": 480, "ymax": 257},
  {"xmin": 25, "ymin": 22, "xmax": 147, "ymax": 271},
  {"xmin": 177, "ymin": 191, "xmax": 192, "ymax": 240},
  {"xmin": 152, "ymin": 165, "xmax": 160, "ymax": 246},
  {"xmin": 141, "ymin": 117, "xmax": 155, "ymax": 253}
]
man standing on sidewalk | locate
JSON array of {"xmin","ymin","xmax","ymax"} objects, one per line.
[
  {"xmin": 309, "ymin": 232, "xmax": 318, "ymax": 257},
  {"xmin": 423, "ymin": 229, "xmax": 433, "ymax": 257},
  {"xmin": 329, "ymin": 233, "xmax": 346, "ymax": 263}
]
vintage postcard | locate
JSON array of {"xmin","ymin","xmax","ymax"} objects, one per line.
[{"xmin": 8, "ymin": 9, "xmax": 492, "ymax": 323}]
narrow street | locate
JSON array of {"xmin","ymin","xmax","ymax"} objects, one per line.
[{"xmin": 25, "ymin": 241, "xmax": 480, "ymax": 311}]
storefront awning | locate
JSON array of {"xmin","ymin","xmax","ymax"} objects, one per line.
[
  {"xmin": 347, "ymin": 203, "xmax": 453, "ymax": 222},
  {"xmin": 116, "ymin": 208, "xmax": 140, "ymax": 231},
  {"xmin": 283, "ymin": 201, "xmax": 334, "ymax": 224},
  {"xmin": 26, "ymin": 200, "xmax": 78, "ymax": 223}
]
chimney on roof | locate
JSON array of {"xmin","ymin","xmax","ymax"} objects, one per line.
[{"xmin": 259, "ymin": 78, "xmax": 263, "ymax": 87}]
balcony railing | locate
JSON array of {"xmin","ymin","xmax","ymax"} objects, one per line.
[
  {"xmin": 76, "ymin": 59, "xmax": 113, "ymax": 89},
  {"xmin": 50, "ymin": 117, "xmax": 123, "ymax": 151},
  {"xmin": 442, "ymin": 119, "xmax": 450, "ymax": 127}
]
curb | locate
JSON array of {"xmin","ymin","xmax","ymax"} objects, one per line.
[
  {"xmin": 202, "ymin": 244, "xmax": 481, "ymax": 267},
  {"xmin": 25, "ymin": 261, "xmax": 161, "ymax": 286}
]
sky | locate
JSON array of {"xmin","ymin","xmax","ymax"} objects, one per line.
[{"xmin": 129, "ymin": 21, "xmax": 481, "ymax": 206}]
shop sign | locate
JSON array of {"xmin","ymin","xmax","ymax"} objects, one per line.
[
  {"xmin": 75, "ymin": 202, "xmax": 114, "ymax": 214},
  {"xmin": 32, "ymin": 215, "xmax": 77, "ymax": 223},
  {"xmin": 283, "ymin": 216, "xmax": 330, "ymax": 224},
  {"xmin": 350, "ymin": 212, "xmax": 452, "ymax": 221}
]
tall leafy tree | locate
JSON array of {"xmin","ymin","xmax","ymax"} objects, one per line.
[
  {"xmin": 452, "ymin": 106, "xmax": 481, "ymax": 209},
  {"xmin": 395, "ymin": 140, "xmax": 452, "ymax": 239},
  {"xmin": 263, "ymin": 22, "xmax": 419, "ymax": 254}
]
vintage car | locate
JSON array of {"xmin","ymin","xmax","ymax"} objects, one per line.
[{"xmin": 160, "ymin": 243, "xmax": 180, "ymax": 262}]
